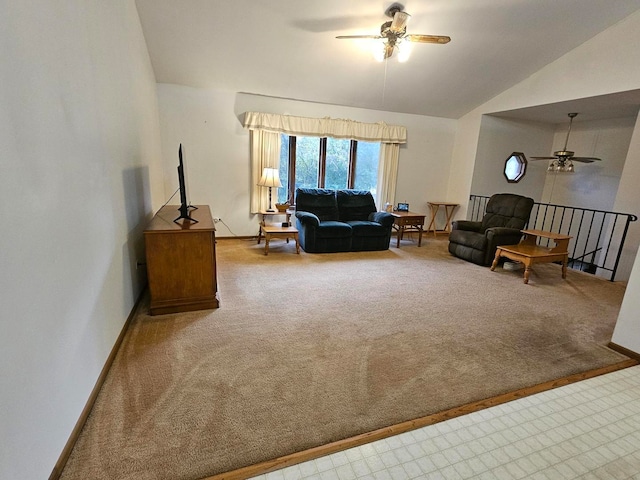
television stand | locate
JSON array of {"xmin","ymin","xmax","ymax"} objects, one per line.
[
  {"xmin": 174, "ymin": 204, "xmax": 199, "ymax": 224},
  {"xmin": 145, "ymin": 205, "xmax": 219, "ymax": 314}
]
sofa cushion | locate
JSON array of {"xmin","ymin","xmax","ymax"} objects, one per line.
[
  {"xmin": 336, "ymin": 190, "xmax": 376, "ymax": 222},
  {"xmin": 295, "ymin": 188, "xmax": 339, "ymax": 221},
  {"xmin": 315, "ymin": 221, "xmax": 352, "ymax": 238},
  {"xmin": 346, "ymin": 220, "xmax": 388, "ymax": 237},
  {"xmin": 449, "ymin": 229, "xmax": 487, "ymax": 251}
]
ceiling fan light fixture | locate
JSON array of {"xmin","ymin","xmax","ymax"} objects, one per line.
[
  {"xmin": 390, "ymin": 11, "xmax": 410, "ymax": 33},
  {"xmin": 397, "ymin": 40, "xmax": 412, "ymax": 62},
  {"xmin": 548, "ymin": 159, "xmax": 575, "ymax": 173},
  {"xmin": 373, "ymin": 40, "xmax": 387, "ymax": 62}
]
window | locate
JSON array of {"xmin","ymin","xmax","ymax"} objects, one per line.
[
  {"xmin": 278, "ymin": 135, "xmax": 380, "ymax": 204},
  {"xmin": 504, "ymin": 152, "xmax": 527, "ymax": 183},
  {"xmin": 324, "ymin": 137, "xmax": 350, "ymax": 190},
  {"xmin": 354, "ymin": 141, "xmax": 380, "ymax": 193}
]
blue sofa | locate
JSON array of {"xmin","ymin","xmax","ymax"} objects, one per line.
[{"xmin": 294, "ymin": 188, "xmax": 394, "ymax": 253}]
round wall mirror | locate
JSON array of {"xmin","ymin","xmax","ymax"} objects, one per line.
[{"xmin": 504, "ymin": 152, "xmax": 527, "ymax": 183}]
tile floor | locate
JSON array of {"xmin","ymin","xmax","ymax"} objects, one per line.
[{"xmin": 252, "ymin": 365, "xmax": 640, "ymax": 480}]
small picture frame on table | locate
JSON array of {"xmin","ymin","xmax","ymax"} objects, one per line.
[{"xmin": 397, "ymin": 203, "xmax": 409, "ymax": 212}]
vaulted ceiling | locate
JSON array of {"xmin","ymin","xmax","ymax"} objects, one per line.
[{"xmin": 135, "ymin": 0, "xmax": 640, "ymax": 119}]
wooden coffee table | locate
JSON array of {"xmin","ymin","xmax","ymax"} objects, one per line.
[
  {"xmin": 491, "ymin": 229, "xmax": 572, "ymax": 284},
  {"xmin": 260, "ymin": 223, "xmax": 300, "ymax": 255}
]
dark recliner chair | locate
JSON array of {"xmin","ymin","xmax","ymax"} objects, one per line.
[
  {"xmin": 295, "ymin": 188, "xmax": 394, "ymax": 253},
  {"xmin": 448, "ymin": 193, "xmax": 534, "ymax": 266}
]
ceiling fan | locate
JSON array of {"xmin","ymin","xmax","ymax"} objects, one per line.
[
  {"xmin": 335, "ymin": 3, "xmax": 451, "ymax": 61},
  {"xmin": 531, "ymin": 113, "xmax": 601, "ymax": 172}
]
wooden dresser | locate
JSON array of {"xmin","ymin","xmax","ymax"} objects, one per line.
[{"xmin": 144, "ymin": 205, "xmax": 219, "ymax": 315}]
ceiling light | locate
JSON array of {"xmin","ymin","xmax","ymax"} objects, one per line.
[
  {"xmin": 389, "ymin": 11, "xmax": 410, "ymax": 33},
  {"xmin": 547, "ymin": 159, "xmax": 575, "ymax": 173},
  {"xmin": 397, "ymin": 40, "xmax": 412, "ymax": 62},
  {"xmin": 373, "ymin": 40, "xmax": 386, "ymax": 62}
]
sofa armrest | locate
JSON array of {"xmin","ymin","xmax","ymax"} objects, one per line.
[
  {"xmin": 369, "ymin": 211, "xmax": 394, "ymax": 227},
  {"xmin": 485, "ymin": 227, "xmax": 523, "ymax": 244},
  {"xmin": 295, "ymin": 211, "xmax": 320, "ymax": 227},
  {"xmin": 451, "ymin": 220, "xmax": 482, "ymax": 232}
]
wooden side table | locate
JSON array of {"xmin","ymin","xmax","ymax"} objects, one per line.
[
  {"xmin": 257, "ymin": 209, "xmax": 293, "ymax": 244},
  {"xmin": 490, "ymin": 229, "xmax": 572, "ymax": 284},
  {"xmin": 260, "ymin": 224, "xmax": 300, "ymax": 255},
  {"xmin": 426, "ymin": 202, "xmax": 459, "ymax": 237},
  {"xmin": 390, "ymin": 211, "xmax": 426, "ymax": 248}
]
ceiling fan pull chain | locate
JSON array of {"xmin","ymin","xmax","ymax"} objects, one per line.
[{"xmin": 381, "ymin": 58, "xmax": 388, "ymax": 108}]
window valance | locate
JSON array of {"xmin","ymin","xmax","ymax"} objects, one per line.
[{"xmin": 243, "ymin": 111, "xmax": 407, "ymax": 144}]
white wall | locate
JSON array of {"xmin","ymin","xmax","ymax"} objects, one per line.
[
  {"xmin": 612, "ymin": 235, "xmax": 640, "ymax": 353},
  {"xmin": 471, "ymin": 116, "xmax": 554, "ymax": 200},
  {"xmin": 448, "ymin": 10, "xmax": 640, "ymax": 351},
  {"xmin": 469, "ymin": 115, "xmax": 636, "ymax": 208},
  {"xmin": 449, "ymin": 10, "xmax": 640, "ymax": 211},
  {"xmin": 0, "ymin": 2, "xmax": 164, "ymax": 478},
  {"xmin": 540, "ymin": 117, "xmax": 635, "ymax": 209},
  {"xmin": 613, "ymin": 111, "xmax": 640, "ymax": 281},
  {"xmin": 156, "ymin": 85, "xmax": 250, "ymax": 236},
  {"xmin": 156, "ymin": 86, "xmax": 457, "ymax": 237}
]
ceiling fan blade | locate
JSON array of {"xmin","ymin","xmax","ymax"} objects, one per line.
[
  {"xmin": 530, "ymin": 156, "xmax": 556, "ymax": 160},
  {"xmin": 571, "ymin": 157, "xmax": 601, "ymax": 163},
  {"xmin": 405, "ymin": 34, "xmax": 451, "ymax": 44},
  {"xmin": 336, "ymin": 35, "xmax": 382, "ymax": 40},
  {"xmin": 390, "ymin": 11, "xmax": 410, "ymax": 33}
]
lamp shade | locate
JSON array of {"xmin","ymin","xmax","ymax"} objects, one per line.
[{"xmin": 257, "ymin": 167, "xmax": 282, "ymax": 188}]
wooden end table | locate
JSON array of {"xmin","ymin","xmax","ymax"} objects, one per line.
[
  {"xmin": 426, "ymin": 202, "xmax": 459, "ymax": 237},
  {"xmin": 490, "ymin": 229, "xmax": 572, "ymax": 284},
  {"xmin": 390, "ymin": 211, "xmax": 426, "ymax": 248},
  {"xmin": 260, "ymin": 223, "xmax": 300, "ymax": 255},
  {"xmin": 257, "ymin": 209, "xmax": 293, "ymax": 244}
]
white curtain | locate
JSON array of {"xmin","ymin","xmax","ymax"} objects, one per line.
[
  {"xmin": 250, "ymin": 129, "xmax": 281, "ymax": 213},
  {"xmin": 244, "ymin": 111, "xmax": 407, "ymax": 144},
  {"xmin": 376, "ymin": 143, "xmax": 400, "ymax": 209},
  {"xmin": 244, "ymin": 112, "xmax": 406, "ymax": 212}
]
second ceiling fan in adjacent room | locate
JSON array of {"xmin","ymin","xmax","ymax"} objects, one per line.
[{"xmin": 531, "ymin": 113, "xmax": 602, "ymax": 172}]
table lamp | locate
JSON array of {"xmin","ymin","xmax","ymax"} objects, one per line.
[{"xmin": 257, "ymin": 167, "xmax": 282, "ymax": 212}]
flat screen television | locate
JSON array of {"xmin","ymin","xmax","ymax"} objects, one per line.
[{"xmin": 174, "ymin": 143, "xmax": 198, "ymax": 224}]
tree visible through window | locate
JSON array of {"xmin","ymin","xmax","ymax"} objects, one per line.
[
  {"xmin": 325, "ymin": 138, "xmax": 350, "ymax": 190},
  {"xmin": 354, "ymin": 141, "xmax": 379, "ymax": 193},
  {"xmin": 295, "ymin": 136, "xmax": 321, "ymax": 191},
  {"xmin": 277, "ymin": 135, "xmax": 380, "ymax": 204}
]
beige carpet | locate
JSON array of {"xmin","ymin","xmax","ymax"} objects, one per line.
[{"xmin": 60, "ymin": 237, "xmax": 629, "ymax": 480}]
